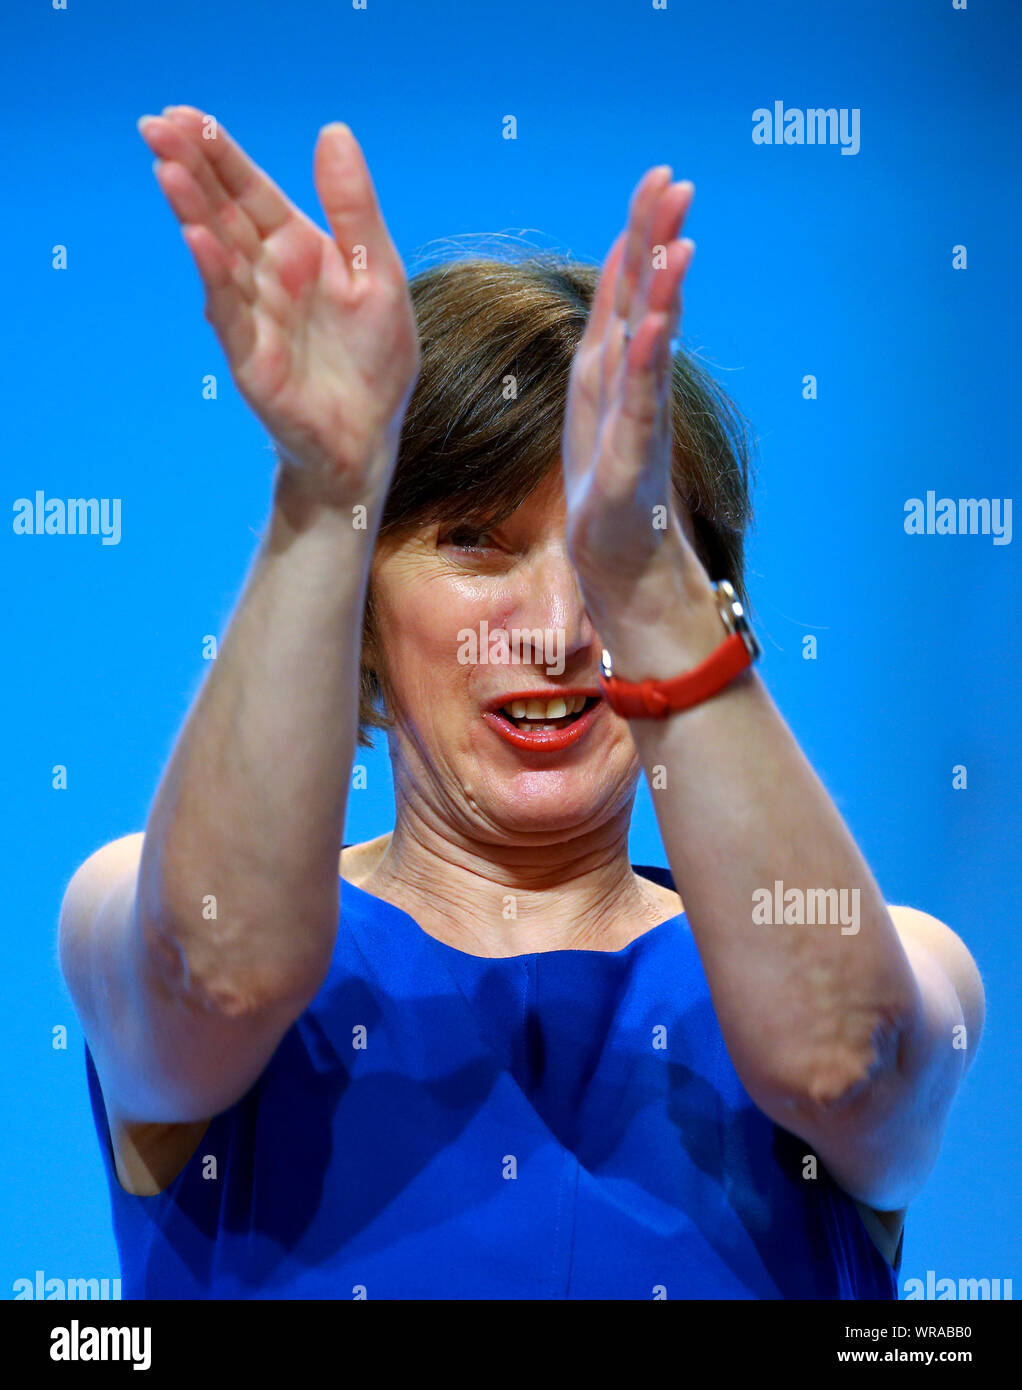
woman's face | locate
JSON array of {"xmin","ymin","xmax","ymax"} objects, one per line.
[{"xmin": 368, "ymin": 470, "xmax": 644, "ymax": 848}]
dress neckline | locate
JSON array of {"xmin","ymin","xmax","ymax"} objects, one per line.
[{"xmin": 339, "ymin": 864, "xmax": 687, "ymax": 963}]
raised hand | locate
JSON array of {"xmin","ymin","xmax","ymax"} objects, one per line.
[
  {"xmin": 137, "ymin": 107, "xmax": 421, "ymax": 500},
  {"xmin": 562, "ymin": 167, "xmax": 699, "ymax": 632}
]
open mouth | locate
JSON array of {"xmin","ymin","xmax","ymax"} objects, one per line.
[
  {"xmin": 498, "ymin": 694, "xmax": 599, "ymax": 731},
  {"xmin": 482, "ymin": 690, "xmax": 603, "ymax": 751}
]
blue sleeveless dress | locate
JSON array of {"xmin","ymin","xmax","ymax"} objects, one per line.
[{"xmin": 84, "ymin": 864, "xmax": 900, "ymax": 1299}]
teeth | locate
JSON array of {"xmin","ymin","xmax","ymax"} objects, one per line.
[{"xmin": 500, "ymin": 695, "xmax": 590, "ymax": 723}]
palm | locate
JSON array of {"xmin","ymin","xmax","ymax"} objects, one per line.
[{"xmin": 138, "ymin": 108, "xmax": 420, "ymax": 487}]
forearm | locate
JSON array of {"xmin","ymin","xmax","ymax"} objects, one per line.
[
  {"xmin": 612, "ymin": 560, "xmax": 921, "ymax": 1118},
  {"xmin": 137, "ymin": 463, "xmax": 377, "ymax": 1015}
]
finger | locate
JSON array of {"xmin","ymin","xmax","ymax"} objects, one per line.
[
  {"xmin": 640, "ymin": 182, "xmax": 695, "ymax": 325},
  {"xmin": 152, "ymin": 160, "xmax": 257, "ymax": 301},
  {"xmin": 599, "ymin": 314, "xmax": 630, "ymax": 429},
  {"xmin": 644, "ymin": 242, "xmax": 691, "ymax": 454},
  {"xmin": 592, "ymin": 312, "xmax": 663, "ymax": 502},
  {"xmin": 564, "ymin": 233, "xmax": 626, "ymax": 473},
  {"xmin": 600, "ymin": 311, "xmax": 673, "ymax": 496},
  {"xmin": 602, "ymin": 246, "xmax": 679, "ymax": 413},
  {"xmin": 180, "ymin": 224, "xmax": 258, "ymax": 366},
  {"xmin": 648, "ymin": 236, "xmax": 696, "ymax": 321},
  {"xmin": 650, "ymin": 181, "xmax": 694, "ymax": 251},
  {"xmin": 139, "ymin": 114, "xmax": 262, "ymax": 260},
  {"xmin": 579, "ymin": 231, "xmax": 626, "ymax": 352},
  {"xmin": 601, "ymin": 188, "xmax": 663, "ymax": 425},
  {"xmin": 159, "ymin": 106, "xmax": 292, "ymax": 238},
  {"xmin": 313, "ymin": 123, "xmax": 399, "ymax": 276},
  {"xmin": 614, "ymin": 166, "xmax": 672, "ymax": 325},
  {"xmin": 600, "ymin": 233, "xmax": 694, "ymax": 510}
]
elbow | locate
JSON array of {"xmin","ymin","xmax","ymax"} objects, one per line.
[
  {"xmin": 149, "ymin": 923, "xmax": 331, "ymax": 1022},
  {"xmin": 136, "ymin": 836, "xmax": 338, "ymax": 1018},
  {"xmin": 136, "ymin": 897, "xmax": 335, "ymax": 1023},
  {"xmin": 762, "ymin": 999, "xmax": 916, "ymax": 1123},
  {"xmin": 795, "ymin": 1041, "xmax": 897, "ymax": 1117}
]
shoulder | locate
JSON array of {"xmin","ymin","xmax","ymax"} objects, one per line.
[
  {"xmin": 339, "ymin": 833, "xmax": 392, "ymax": 888},
  {"xmin": 635, "ymin": 873, "xmax": 684, "ymax": 923}
]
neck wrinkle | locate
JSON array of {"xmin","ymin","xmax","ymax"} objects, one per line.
[{"xmin": 361, "ymin": 809, "xmax": 663, "ymax": 957}]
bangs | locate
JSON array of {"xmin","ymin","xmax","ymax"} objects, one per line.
[{"xmin": 378, "ymin": 276, "xmax": 580, "ymax": 539}]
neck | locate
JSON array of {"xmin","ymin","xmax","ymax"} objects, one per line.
[{"xmin": 359, "ymin": 801, "xmax": 667, "ymax": 957}]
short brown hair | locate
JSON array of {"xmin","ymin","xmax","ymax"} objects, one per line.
[{"xmin": 358, "ymin": 243, "xmax": 755, "ymax": 747}]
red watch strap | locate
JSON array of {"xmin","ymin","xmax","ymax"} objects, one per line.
[{"xmin": 599, "ymin": 631, "xmax": 753, "ymax": 718}]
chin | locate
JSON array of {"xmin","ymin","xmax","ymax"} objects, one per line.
[{"xmin": 480, "ymin": 771, "xmax": 625, "ymax": 838}]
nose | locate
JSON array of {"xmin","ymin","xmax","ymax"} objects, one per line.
[{"xmin": 507, "ymin": 543, "xmax": 598, "ymax": 673}]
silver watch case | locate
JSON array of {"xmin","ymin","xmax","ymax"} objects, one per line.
[
  {"xmin": 713, "ymin": 579, "xmax": 761, "ymax": 663},
  {"xmin": 600, "ymin": 578, "xmax": 760, "ymax": 681}
]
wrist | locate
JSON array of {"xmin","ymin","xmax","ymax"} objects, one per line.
[
  {"xmin": 265, "ymin": 473, "xmax": 378, "ymax": 580},
  {"xmin": 594, "ymin": 563, "xmax": 723, "ymax": 683},
  {"xmin": 598, "ymin": 575, "xmax": 760, "ymax": 719},
  {"xmin": 271, "ymin": 440, "xmax": 396, "ymax": 530}
]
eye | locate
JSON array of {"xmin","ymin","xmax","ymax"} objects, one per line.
[{"xmin": 440, "ymin": 524, "xmax": 496, "ymax": 553}]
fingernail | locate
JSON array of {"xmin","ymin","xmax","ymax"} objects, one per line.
[
  {"xmin": 324, "ymin": 121, "xmax": 351, "ymax": 137},
  {"xmin": 137, "ymin": 115, "xmax": 156, "ymax": 131}
]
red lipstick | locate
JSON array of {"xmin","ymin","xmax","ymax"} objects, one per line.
[{"xmin": 482, "ymin": 687, "xmax": 603, "ymax": 752}]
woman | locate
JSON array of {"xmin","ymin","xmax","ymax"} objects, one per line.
[{"xmin": 59, "ymin": 108, "xmax": 984, "ymax": 1299}]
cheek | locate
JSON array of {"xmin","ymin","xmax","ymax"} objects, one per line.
[
  {"xmin": 405, "ymin": 573, "xmax": 515, "ymax": 652},
  {"xmin": 379, "ymin": 576, "xmax": 514, "ymax": 708}
]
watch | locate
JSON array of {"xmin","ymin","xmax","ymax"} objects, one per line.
[{"xmin": 599, "ymin": 579, "xmax": 761, "ymax": 719}]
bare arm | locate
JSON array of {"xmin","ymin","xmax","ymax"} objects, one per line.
[
  {"xmin": 136, "ymin": 476, "xmax": 376, "ymax": 1024},
  {"xmin": 59, "ymin": 109, "xmax": 419, "ymax": 1124},
  {"xmin": 627, "ymin": 639, "xmax": 983, "ymax": 1210},
  {"xmin": 561, "ymin": 169, "xmax": 984, "ymax": 1210}
]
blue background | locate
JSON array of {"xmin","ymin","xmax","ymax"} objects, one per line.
[{"xmin": 2, "ymin": 0, "xmax": 1018, "ymax": 1299}]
